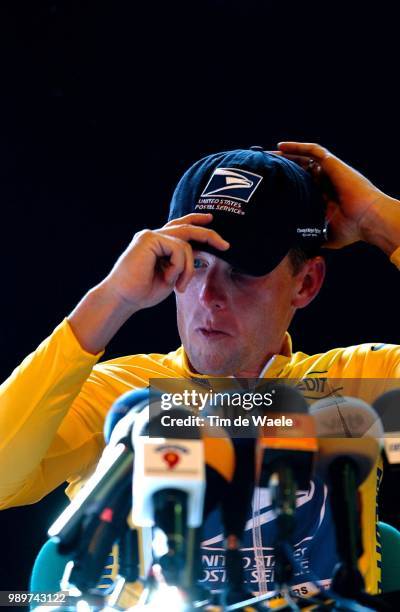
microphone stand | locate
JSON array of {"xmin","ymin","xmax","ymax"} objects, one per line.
[
  {"xmin": 153, "ymin": 488, "xmax": 188, "ymax": 585},
  {"xmin": 269, "ymin": 465, "xmax": 297, "ymax": 590},
  {"xmin": 329, "ymin": 457, "xmax": 365, "ymax": 598},
  {"xmin": 151, "ymin": 488, "xmax": 210, "ymax": 608},
  {"xmin": 67, "ymin": 479, "xmax": 132, "ymax": 594},
  {"xmin": 328, "ymin": 457, "xmax": 391, "ymax": 611}
]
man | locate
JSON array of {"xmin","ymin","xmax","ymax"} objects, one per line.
[{"xmin": 1, "ymin": 142, "xmax": 400, "ymax": 598}]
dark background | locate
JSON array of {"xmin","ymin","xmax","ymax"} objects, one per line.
[{"xmin": 1, "ymin": 0, "xmax": 400, "ymax": 592}]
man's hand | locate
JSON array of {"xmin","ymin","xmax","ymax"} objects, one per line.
[
  {"xmin": 277, "ymin": 141, "xmax": 400, "ymax": 251},
  {"xmin": 68, "ymin": 213, "xmax": 229, "ymax": 353},
  {"xmin": 102, "ymin": 213, "xmax": 229, "ymax": 310}
]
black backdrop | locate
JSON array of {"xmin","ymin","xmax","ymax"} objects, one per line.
[{"xmin": 1, "ymin": 0, "xmax": 400, "ymax": 592}]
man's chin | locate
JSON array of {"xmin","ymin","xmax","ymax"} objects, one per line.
[{"xmin": 187, "ymin": 349, "xmax": 239, "ymax": 377}]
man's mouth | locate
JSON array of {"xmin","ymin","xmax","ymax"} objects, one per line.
[{"xmin": 196, "ymin": 326, "xmax": 231, "ymax": 338}]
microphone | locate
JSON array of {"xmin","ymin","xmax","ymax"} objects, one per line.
[
  {"xmin": 310, "ymin": 396, "xmax": 382, "ymax": 599},
  {"xmin": 132, "ymin": 406, "xmax": 205, "ymax": 530},
  {"xmin": 257, "ymin": 383, "xmax": 318, "ymax": 488},
  {"xmin": 373, "ymin": 390, "xmax": 400, "ymax": 466},
  {"xmin": 310, "ymin": 395, "xmax": 382, "ymax": 486},
  {"xmin": 131, "ymin": 403, "xmax": 235, "ymax": 592},
  {"xmin": 256, "ymin": 384, "xmax": 318, "ymax": 590},
  {"xmin": 217, "ymin": 436, "xmax": 256, "ymax": 609},
  {"xmin": 48, "ymin": 388, "xmax": 153, "ymax": 592},
  {"xmin": 48, "ymin": 388, "xmax": 150, "ymax": 551},
  {"xmin": 104, "ymin": 387, "xmax": 150, "ymax": 444},
  {"xmin": 48, "ymin": 441, "xmax": 133, "ymax": 554}
]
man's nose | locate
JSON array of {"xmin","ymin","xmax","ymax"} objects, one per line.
[{"xmin": 199, "ymin": 270, "xmax": 227, "ymax": 310}]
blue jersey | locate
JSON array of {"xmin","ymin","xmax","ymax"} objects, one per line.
[{"xmin": 200, "ymin": 478, "xmax": 338, "ymax": 596}]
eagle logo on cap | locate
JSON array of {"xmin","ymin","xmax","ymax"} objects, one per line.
[{"xmin": 201, "ymin": 167, "xmax": 263, "ymax": 203}]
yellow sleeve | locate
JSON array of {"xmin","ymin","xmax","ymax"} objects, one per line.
[
  {"xmin": 389, "ymin": 246, "xmax": 400, "ymax": 269},
  {"xmin": 0, "ymin": 319, "xmax": 106, "ymax": 509}
]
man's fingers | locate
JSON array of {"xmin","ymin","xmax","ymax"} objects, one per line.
[
  {"xmin": 163, "ymin": 214, "xmax": 230, "ymax": 250},
  {"xmin": 268, "ymin": 149, "xmax": 325, "ymax": 180},
  {"xmin": 178, "ymin": 225, "xmax": 230, "ymax": 250},
  {"xmin": 161, "ymin": 240, "xmax": 186, "ymax": 285},
  {"xmin": 138, "ymin": 213, "xmax": 230, "ymax": 293},
  {"xmin": 268, "ymin": 149, "xmax": 312, "ymax": 166},
  {"xmin": 163, "ymin": 213, "xmax": 213, "ymax": 228},
  {"xmin": 154, "ymin": 235, "xmax": 194, "ymax": 289},
  {"xmin": 176, "ymin": 244, "xmax": 194, "ymax": 292},
  {"xmin": 269, "ymin": 147, "xmax": 330, "ymax": 178},
  {"xmin": 162, "ymin": 224, "xmax": 230, "ymax": 251},
  {"xmin": 278, "ymin": 141, "xmax": 330, "ymax": 163},
  {"xmin": 275, "ymin": 153, "xmax": 310, "ymax": 168}
]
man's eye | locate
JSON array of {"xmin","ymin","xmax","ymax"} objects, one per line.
[{"xmin": 193, "ymin": 258, "xmax": 206, "ymax": 269}]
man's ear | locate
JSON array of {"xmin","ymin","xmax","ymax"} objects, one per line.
[{"xmin": 291, "ymin": 256, "xmax": 326, "ymax": 309}]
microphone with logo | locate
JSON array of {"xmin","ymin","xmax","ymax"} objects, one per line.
[
  {"xmin": 256, "ymin": 383, "xmax": 318, "ymax": 590},
  {"xmin": 131, "ymin": 401, "xmax": 235, "ymax": 603},
  {"xmin": 310, "ymin": 395, "xmax": 383, "ymax": 603}
]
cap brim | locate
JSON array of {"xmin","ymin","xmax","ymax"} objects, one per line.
[{"xmin": 189, "ymin": 216, "xmax": 292, "ymax": 276}]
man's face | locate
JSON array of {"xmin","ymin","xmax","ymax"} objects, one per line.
[{"xmin": 175, "ymin": 251, "xmax": 299, "ymax": 377}]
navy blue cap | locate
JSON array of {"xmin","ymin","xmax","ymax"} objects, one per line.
[{"xmin": 168, "ymin": 148, "xmax": 327, "ymax": 276}]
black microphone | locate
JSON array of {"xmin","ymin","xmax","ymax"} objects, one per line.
[
  {"xmin": 310, "ymin": 396, "xmax": 382, "ymax": 599},
  {"xmin": 218, "ymin": 436, "xmax": 258, "ymax": 609},
  {"xmin": 257, "ymin": 384, "xmax": 318, "ymax": 589},
  {"xmin": 189, "ymin": 386, "xmax": 258, "ymax": 606}
]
